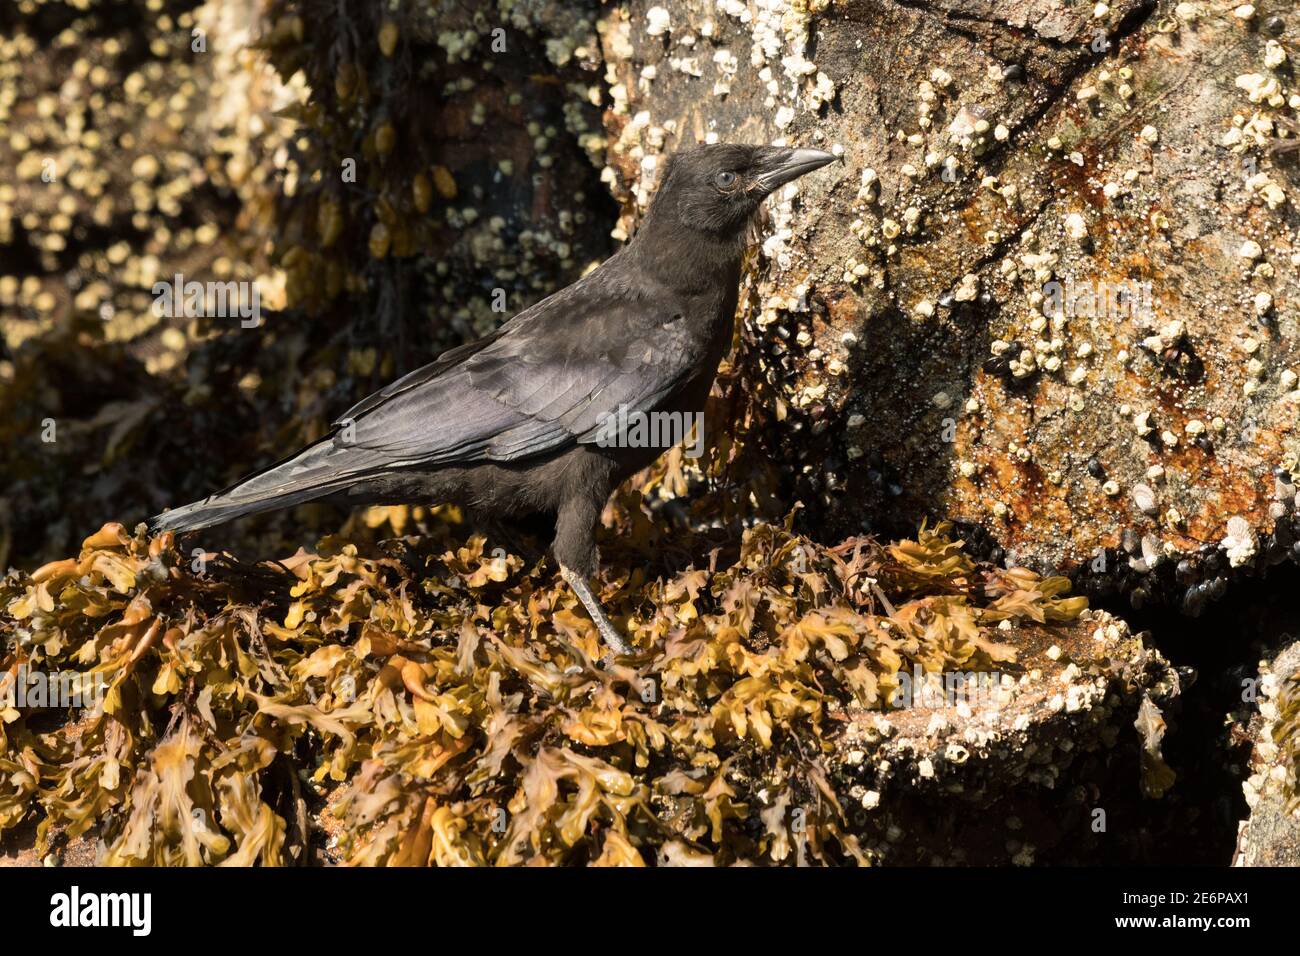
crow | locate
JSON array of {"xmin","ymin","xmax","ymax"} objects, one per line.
[{"xmin": 151, "ymin": 143, "xmax": 838, "ymax": 657}]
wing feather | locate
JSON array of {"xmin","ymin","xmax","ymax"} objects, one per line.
[{"xmin": 331, "ymin": 262, "xmax": 704, "ymax": 467}]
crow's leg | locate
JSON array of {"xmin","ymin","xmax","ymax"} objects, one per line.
[
  {"xmin": 559, "ymin": 565, "xmax": 631, "ymax": 656},
  {"xmin": 554, "ymin": 494, "xmax": 632, "ymax": 657}
]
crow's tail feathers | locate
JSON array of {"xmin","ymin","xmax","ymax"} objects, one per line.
[
  {"xmin": 148, "ymin": 438, "xmax": 362, "ymax": 536},
  {"xmin": 148, "ymin": 485, "xmax": 325, "ymax": 535}
]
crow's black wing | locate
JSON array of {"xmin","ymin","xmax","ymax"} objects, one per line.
[
  {"xmin": 333, "ymin": 330, "xmax": 505, "ymax": 425},
  {"xmin": 338, "ymin": 268, "xmax": 705, "ymax": 466},
  {"xmin": 149, "ymin": 263, "xmax": 707, "ymax": 534}
]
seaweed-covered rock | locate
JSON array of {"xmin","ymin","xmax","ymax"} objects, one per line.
[
  {"xmin": 1, "ymin": 516, "xmax": 1115, "ymax": 866},
  {"xmin": 830, "ymin": 608, "xmax": 1180, "ymax": 864},
  {"xmin": 0, "ymin": 0, "xmax": 1286, "ymax": 869}
]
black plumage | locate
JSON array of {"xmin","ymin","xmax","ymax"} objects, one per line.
[{"xmin": 151, "ymin": 143, "xmax": 838, "ymax": 655}]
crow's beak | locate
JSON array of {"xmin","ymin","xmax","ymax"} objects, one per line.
[{"xmin": 753, "ymin": 147, "xmax": 839, "ymax": 195}]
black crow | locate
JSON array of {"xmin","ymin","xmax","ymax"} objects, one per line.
[{"xmin": 151, "ymin": 143, "xmax": 838, "ymax": 656}]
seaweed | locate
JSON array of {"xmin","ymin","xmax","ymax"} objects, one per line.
[{"xmin": 0, "ymin": 514, "xmax": 1089, "ymax": 865}]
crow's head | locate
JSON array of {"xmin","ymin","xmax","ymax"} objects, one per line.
[{"xmin": 648, "ymin": 143, "xmax": 839, "ymax": 237}]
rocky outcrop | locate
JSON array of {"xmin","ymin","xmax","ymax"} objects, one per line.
[
  {"xmin": 1234, "ymin": 639, "xmax": 1300, "ymax": 865},
  {"xmin": 829, "ymin": 608, "xmax": 1180, "ymax": 864},
  {"xmin": 597, "ymin": 0, "xmax": 1300, "ymax": 607}
]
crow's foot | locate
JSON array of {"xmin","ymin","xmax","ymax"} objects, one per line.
[{"xmin": 559, "ymin": 564, "xmax": 633, "ymax": 658}]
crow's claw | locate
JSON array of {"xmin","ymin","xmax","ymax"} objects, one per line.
[{"xmin": 560, "ymin": 564, "xmax": 634, "ymax": 659}]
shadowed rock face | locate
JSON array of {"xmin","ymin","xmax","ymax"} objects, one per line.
[{"xmin": 596, "ymin": 0, "xmax": 1300, "ymax": 597}]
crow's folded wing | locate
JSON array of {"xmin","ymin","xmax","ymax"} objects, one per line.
[
  {"xmin": 333, "ymin": 331, "xmax": 505, "ymax": 425},
  {"xmin": 335, "ymin": 275, "xmax": 705, "ymax": 467}
]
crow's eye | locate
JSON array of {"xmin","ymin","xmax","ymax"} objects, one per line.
[{"xmin": 714, "ymin": 170, "xmax": 737, "ymax": 189}]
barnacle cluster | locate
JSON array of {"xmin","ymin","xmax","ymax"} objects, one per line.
[
  {"xmin": 0, "ymin": 0, "xmax": 616, "ymax": 566},
  {"xmin": 257, "ymin": 0, "xmax": 612, "ymax": 331},
  {"xmin": 0, "ymin": 0, "xmax": 290, "ymax": 562},
  {"xmin": 601, "ymin": 0, "xmax": 1300, "ymax": 618},
  {"xmin": 0, "ymin": 0, "xmax": 268, "ymax": 362}
]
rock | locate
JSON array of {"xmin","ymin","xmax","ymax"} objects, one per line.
[
  {"xmin": 596, "ymin": 0, "xmax": 1300, "ymax": 586},
  {"xmin": 827, "ymin": 607, "xmax": 1180, "ymax": 863},
  {"xmin": 0, "ymin": 0, "xmax": 294, "ymax": 563},
  {"xmin": 1233, "ymin": 640, "xmax": 1300, "ymax": 866}
]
